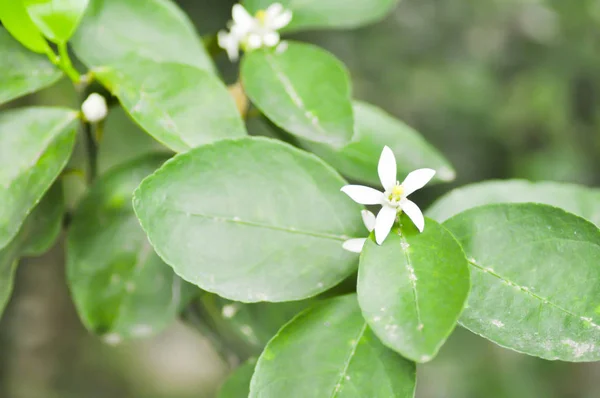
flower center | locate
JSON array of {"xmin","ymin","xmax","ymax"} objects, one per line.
[
  {"xmin": 388, "ymin": 184, "xmax": 404, "ymax": 203},
  {"xmin": 255, "ymin": 10, "xmax": 267, "ymax": 24}
]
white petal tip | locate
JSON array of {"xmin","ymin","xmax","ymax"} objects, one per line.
[
  {"xmin": 437, "ymin": 166, "xmax": 455, "ymax": 182},
  {"xmin": 342, "ymin": 238, "xmax": 366, "ymax": 253}
]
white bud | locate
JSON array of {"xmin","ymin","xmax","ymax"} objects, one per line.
[{"xmin": 81, "ymin": 93, "xmax": 108, "ymax": 123}]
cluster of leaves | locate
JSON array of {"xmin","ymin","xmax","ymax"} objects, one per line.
[{"xmin": 1, "ymin": 0, "xmax": 600, "ymax": 397}]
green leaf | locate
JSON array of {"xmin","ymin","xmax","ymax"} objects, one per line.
[
  {"xmin": 133, "ymin": 137, "xmax": 364, "ymax": 302},
  {"xmin": 0, "ymin": 183, "xmax": 64, "ymax": 319},
  {"xmin": 0, "ymin": 0, "xmax": 52, "ymax": 54},
  {"xmin": 24, "ymin": 0, "xmax": 89, "ymax": 43},
  {"xmin": 218, "ymin": 359, "xmax": 256, "ymax": 398},
  {"xmin": 443, "ymin": 203, "xmax": 600, "ymax": 362},
  {"xmin": 95, "ymin": 60, "xmax": 246, "ymax": 152},
  {"xmin": 241, "ymin": 42, "xmax": 354, "ymax": 148},
  {"xmin": 427, "ymin": 179, "xmax": 600, "ymax": 225},
  {"xmin": 249, "ymin": 295, "xmax": 416, "ymax": 398},
  {"xmin": 357, "ymin": 216, "xmax": 470, "ymax": 362},
  {"xmin": 71, "ymin": 0, "xmax": 213, "ymax": 71},
  {"xmin": 304, "ymin": 101, "xmax": 455, "ymax": 186},
  {"xmin": 199, "ymin": 293, "xmax": 314, "ymax": 357},
  {"xmin": 0, "ymin": 107, "xmax": 77, "ymax": 250},
  {"xmin": 243, "ymin": 0, "xmax": 399, "ymax": 31},
  {"xmin": 0, "ymin": 28, "xmax": 62, "ymax": 105},
  {"xmin": 68, "ymin": 155, "xmax": 196, "ymax": 341}
]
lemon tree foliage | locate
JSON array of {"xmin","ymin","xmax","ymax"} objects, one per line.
[
  {"xmin": 249, "ymin": 295, "xmax": 416, "ymax": 398},
  {"xmin": 1, "ymin": 0, "xmax": 599, "ymax": 395},
  {"xmin": 358, "ymin": 216, "xmax": 470, "ymax": 362},
  {"xmin": 242, "ymin": 42, "xmax": 354, "ymax": 148},
  {"xmin": 95, "ymin": 60, "xmax": 246, "ymax": 152},
  {"xmin": 444, "ymin": 204, "xmax": 600, "ymax": 361},
  {"xmin": 24, "ymin": 0, "xmax": 89, "ymax": 43},
  {"xmin": 0, "ymin": 184, "xmax": 63, "ymax": 320},
  {"xmin": 71, "ymin": 0, "xmax": 214, "ymax": 71},
  {"xmin": 0, "ymin": 107, "xmax": 77, "ymax": 250},
  {"xmin": 0, "ymin": 28, "xmax": 62, "ymax": 105},
  {"xmin": 68, "ymin": 155, "xmax": 196, "ymax": 340},
  {"xmin": 133, "ymin": 137, "xmax": 364, "ymax": 302}
]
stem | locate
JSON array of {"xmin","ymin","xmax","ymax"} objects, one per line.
[
  {"xmin": 82, "ymin": 122, "xmax": 98, "ymax": 183},
  {"xmin": 56, "ymin": 42, "xmax": 81, "ymax": 83}
]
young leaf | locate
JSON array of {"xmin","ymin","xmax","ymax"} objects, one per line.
[
  {"xmin": 218, "ymin": 359, "xmax": 256, "ymax": 398},
  {"xmin": 0, "ymin": 183, "xmax": 64, "ymax": 320},
  {"xmin": 0, "ymin": 107, "xmax": 77, "ymax": 250},
  {"xmin": 243, "ymin": 0, "xmax": 399, "ymax": 31},
  {"xmin": 357, "ymin": 216, "xmax": 470, "ymax": 362},
  {"xmin": 71, "ymin": 0, "xmax": 214, "ymax": 71},
  {"xmin": 0, "ymin": 0, "xmax": 52, "ymax": 54},
  {"xmin": 133, "ymin": 137, "xmax": 364, "ymax": 302},
  {"xmin": 0, "ymin": 28, "xmax": 62, "ymax": 105},
  {"xmin": 444, "ymin": 203, "xmax": 600, "ymax": 362},
  {"xmin": 427, "ymin": 179, "xmax": 600, "ymax": 225},
  {"xmin": 95, "ymin": 60, "xmax": 246, "ymax": 152},
  {"xmin": 24, "ymin": 0, "xmax": 89, "ymax": 43},
  {"xmin": 304, "ymin": 101, "xmax": 456, "ymax": 186},
  {"xmin": 68, "ymin": 155, "xmax": 196, "ymax": 341},
  {"xmin": 241, "ymin": 42, "xmax": 354, "ymax": 148},
  {"xmin": 249, "ymin": 295, "xmax": 416, "ymax": 398}
]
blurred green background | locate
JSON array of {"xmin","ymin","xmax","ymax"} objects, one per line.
[{"xmin": 2, "ymin": 0, "xmax": 600, "ymax": 397}]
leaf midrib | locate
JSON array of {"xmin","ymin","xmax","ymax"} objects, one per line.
[
  {"xmin": 468, "ymin": 258, "xmax": 600, "ymax": 331},
  {"xmin": 169, "ymin": 207, "xmax": 346, "ymax": 241},
  {"xmin": 330, "ymin": 322, "xmax": 367, "ymax": 398}
]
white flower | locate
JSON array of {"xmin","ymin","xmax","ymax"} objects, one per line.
[
  {"xmin": 343, "ymin": 210, "xmax": 376, "ymax": 253},
  {"xmin": 81, "ymin": 93, "xmax": 107, "ymax": 123},
  {"xmin": 341, "ymin": 146, "xmax": 436, "ymax": 245},
  {"xmin": 218, "ymin": 3, "xmax": 292, "ymax": 61}
]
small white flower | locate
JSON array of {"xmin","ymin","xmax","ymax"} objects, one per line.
[
  {"xmin": 218, "ymin": 3, "xmax": 292, "ymax": 61},
  {"xmin": 81, "ymin": 93, "xmax": 107, "ymax": 123},
  {"xmin": 343, "ymin": 210, "xmax": 376, "ymax": 253},
  {"xmin": 341, "ymin": 146, "xmax": 435, "ymax": 245}
]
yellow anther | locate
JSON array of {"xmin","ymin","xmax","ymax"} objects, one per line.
[
  {"xmin": 256, "ymin": 10, "xmax": 267, "ymax": 23},
  {"xmin": 389, "ymin": 185, "xmax": 404, "ymax": 201}
]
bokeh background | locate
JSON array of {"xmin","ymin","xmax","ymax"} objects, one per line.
[{"xmin": 2, "ymin": 0, "xmax": 600, "ymax": 397}]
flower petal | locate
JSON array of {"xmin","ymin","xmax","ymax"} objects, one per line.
[
  {"xmin": 342, "ymin": 238, "xmax": 367, "ymax": 253},
  {"xmin": 401, "ymin": 199, "xmax": 425, "ymax": 232},
  {"xmin": 265, "ymin": 3, "xmax": 284, "ymax": 19},
  {"xmin": 361, "ymin": 210, "xmax": 376, "ymax": 232},
  {"xmin": 401, "ymin": 168, "xmax": 436, "ymax": 197},
  {"xmin": 375, "ymin": 205, "xmax": 397, "ymax": 245},
  {"xmin": 262, "ymin": 31, "xmax": 280, "ymax": 47},
  {"xmin": 270, "ymin": 9, "xmax": 292, "ymax": 30},
  {"xmin": 217, "ymin": 30, "xmax": 239, "ymax": 61},
  {"xmin": 378, "ymin": 146, "xmax": 397, "ymax": 191},
  {"xmin": 232, "ymin": 4, "xmax": 255, "ymax": 31},
  {"xmin": 245, "ymin": 33, "xmax": 262, "ymax": 50},
  {"xmin": 340, "ymin": 185, "xmax": 384, "ymax": 205}
]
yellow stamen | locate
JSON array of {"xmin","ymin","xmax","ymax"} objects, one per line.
[
  {"xmin": 256, "ymin": 10, "xmax": 267, "ymax": 23},
  {"xmin": 389, "ymin": 185, "xmax": 404, "ymax": 202}
]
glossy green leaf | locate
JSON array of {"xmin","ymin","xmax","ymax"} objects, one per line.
[
  {"xmin": 0, "ymin": 28, "xmax": 62, "ymax": 105},
  {"xmin": 358, "ymin": 216, "xmax": 470, "ymax": 362},
  {"xmin": 444, "ymin": 203, "xmax": 600, "ymax": 362},
  {"xmin": 304, "ymin": 101, "xmax": 455, "ymax": 186},
  {"xmin": 427, "ymin": 179, "xmax": 600, "ymax": 225},
  {"xmin": 0, "ymin": 183, "xmax": 64, "ymax": 319},
  {"xmin": 24, "ymin": 0, "xmax": 89, "ymax": 43},
  {"xmin": 0, "ymin": 0, "xmax": 52, "ymax": 53},
  {"xmin": 241, "ymin": 42, "xmax": 354, "ymax": 148},
  {"xmin": 133, "ymin": 137, "xmax": 364, "ymax": 302},
  {"xmin": 0, "ymin": 107, "xmax": 77, "ymax": 250},
  {"xmin": 95, "ymin": 60, "xmax": 246, "ymax": 152},
  {"xmin": 249, "ymin": 294, "xmax": 416, "ymax": 397},
  {"xmin": 71, "ymin": 0, "xmax": 213, "ymax": 71},
  {"xmin": 218, "ymin": 359, "xmax": 256, "ymax": 398},
  {"xmin": 243, "ymin": 0, "xmax": 399, "ymax": 31},
  {"xmin": 68, "ymin": 155, "xmax": 196, "ymax": 341}
]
